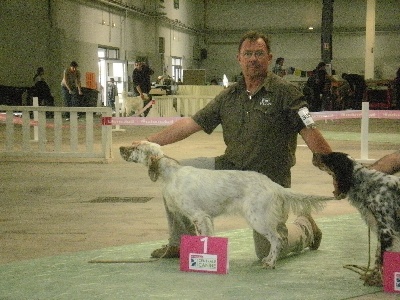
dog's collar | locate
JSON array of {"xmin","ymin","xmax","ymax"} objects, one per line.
[{"xmin": 152, "ymin": 155, "xmax": 165, "ymax": 162}]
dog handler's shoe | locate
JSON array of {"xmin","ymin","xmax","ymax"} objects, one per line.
[
  {"xmin": 304, "ymin": 215, "xmax": 322, "ymax": 250},
  {"xmin": 151, "ymin": 245, "xmax": 180, "ymax": 258}
]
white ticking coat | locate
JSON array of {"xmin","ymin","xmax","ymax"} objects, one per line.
[{"xmin": 120, "ymin": 141, "xmax": 334, "ymax": 268}]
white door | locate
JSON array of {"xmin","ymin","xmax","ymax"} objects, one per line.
[{"xmin": 98, "ymin": 59, "xmax": 127, "ymax": 106}]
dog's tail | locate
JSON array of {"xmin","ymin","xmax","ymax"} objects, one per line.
[{"xmin": 281, "ymin": 190, "xmax": 335, "ymax": 215}]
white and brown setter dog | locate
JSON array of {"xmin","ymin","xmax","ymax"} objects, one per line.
[
  {"xmin": 120, "ymin": 141, "xmax": 334, "ymax": 269},
  {"xmin": 313, "ymin": 152, "xmax": 400, "ymax": 286}
]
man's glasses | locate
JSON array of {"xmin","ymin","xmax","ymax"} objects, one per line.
[{"xmin": 241, "ymin": 51, "xmax": 267, "ymax": 59}]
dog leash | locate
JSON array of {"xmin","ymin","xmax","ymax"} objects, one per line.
[
  {"xmin": 88, "ymin": 247, "xmax": 170, "ymax": 264},
  {"xmin": 343, "ymin": 227, "xmax": 382, "ymax": 286},
  {"xmin": 88, "ymin": 258, "xmax": 160, "ymax": 263}
]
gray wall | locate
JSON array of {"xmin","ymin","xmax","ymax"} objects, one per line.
[
  {"xmin": 0, "ymin": 0, "xmax": 399, "ymax": 105},
  {"xmin": 202, "ymin": 0, "xmax": 400, "ymax": 82},
  {"xmin": 0, "ymin": 0, "xmax": 204, "ymax": 105}
]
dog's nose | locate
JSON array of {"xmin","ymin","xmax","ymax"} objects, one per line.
[{"xmin": 119, "ymin": 146, "xmax": 130, "ymax": 160}]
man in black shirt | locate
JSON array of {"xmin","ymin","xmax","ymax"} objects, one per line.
[
  {"xmin": 342, "ymin": 73, "xmax": 367, "ymax": 109},
  {"xmin": 132, "ymin": 61, "xmax": 154, "ymax": 116}
]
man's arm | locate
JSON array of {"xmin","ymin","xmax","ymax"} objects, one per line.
[
  {"xmin": 62, "ymin": 70, "xmax": 72, "ymax": 93},
  {"xmin": 76, "ymin": 71, "xmax": 82, "ymax": 95},
  {"xmin": 137, "ymin": 117, "xmax": 203, "ymax": 146},
  {"xmin": 135, "ymin": 84, "xmax": 144, "ymax": 97},
  {"xmin": 369, "ymin": 151, "xmax": 400, "ymax": 175},
  {"xmin": 300, "ymin": 127, "xmax": 332, "ymax": 154}
]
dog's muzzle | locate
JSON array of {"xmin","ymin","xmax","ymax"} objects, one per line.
[
  {"xmin": 120, "ymin": 146, "xmax": 136, "ymax": 162},
  {"xmin": 312, "ymin": 153, "xmax": 323, "ymax": 168}
]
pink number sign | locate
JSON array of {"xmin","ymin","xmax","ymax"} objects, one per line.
[
  {"xmin": 384, "ymin": 251, "xmax": 400, "ymax": 293},
  {"xmin": 180, "ymin": 235, "xmax": 229, "ymax": 274}
]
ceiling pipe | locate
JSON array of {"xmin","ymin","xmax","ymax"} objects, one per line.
[{"xmin": 93, "ymin": 0, "xmax": 204, "ymax": 34}]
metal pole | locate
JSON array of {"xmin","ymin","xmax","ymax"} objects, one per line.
[
  {"xmin": 321, "ymin": 0, "xmax": 334, "ymax": 65},
  {"xmin": 32, "ymin": 97, "xmax": 39, "ymax": 142},
  {"xmin": 365, "ymin": 0, "xmax": 376, "ymax": 80}
]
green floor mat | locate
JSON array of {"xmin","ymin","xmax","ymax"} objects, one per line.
[{"xmin": 0, "ymin": 214, "xmax": 383, "ymax": 299}]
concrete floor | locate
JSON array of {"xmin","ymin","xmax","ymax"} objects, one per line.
[{"xmin": 1, "ymin": 119, "xmax": 400, "ymax": 299}]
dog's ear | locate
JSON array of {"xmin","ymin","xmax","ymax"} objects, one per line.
[
  {"xmin": 148, "ymin": 156, "xmax": 160, "ymax": 182},
  {"xmin": 323, "ymin": 152, "xmax": 354, "ymax": 194}
]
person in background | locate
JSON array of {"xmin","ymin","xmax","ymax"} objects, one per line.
[
  {"xmin": 341, "ymin": 73, "xmax": 367, "ymax": 110},
  {"xmin": 132, "ymin": 31, "xmax": 334, "ymax": 262},
  {"xmin": 272, "ymin": 57, "xmax": 286, "ymax": 77},
  {"xmin": 132, "ymin": 61, "xmax": 154, "ymax": 117},
  {"xmin": 61, "ymin": 61, "xmax": 82, "ymax": 119},
  {"xmin": 107, "ymin": 78, "xmax": 118, "ymax": 111},
  {"xmin": 334, "ymin": 79, "xmax": 351, "ymax": 111},
  {"xmin": 33, "ymin": 67, "xmax": 45, "ymax": 83},
  {"xmin": 33, "ymin": 67, "xmax": 54, "ymax": 107},
  {"xmin": 303, "ymin": 62, "xmax": 332, "ymax": 111}
]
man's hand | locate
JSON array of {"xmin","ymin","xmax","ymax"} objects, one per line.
[{"xmin": 132, "ymin": 140, "xmax": 147, "ymax": 146}]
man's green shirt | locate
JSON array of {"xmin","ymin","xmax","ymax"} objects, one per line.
[{"xmin": 192, "ymin": 72, "xmax": 308, "ymax": 188}]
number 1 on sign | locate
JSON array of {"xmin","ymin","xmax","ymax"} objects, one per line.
[{"xmin": 200, "ymin": 237, "xmax": 208, "ymax": 253}]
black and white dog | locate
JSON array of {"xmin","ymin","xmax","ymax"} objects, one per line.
[{"xmin": 313, "ymin": 152, "xmax": 400, "ymax": 286}]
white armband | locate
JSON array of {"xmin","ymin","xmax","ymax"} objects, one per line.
[{"xmin": 298, "ymin": 107, "xmax": 316, "ymax": 128}]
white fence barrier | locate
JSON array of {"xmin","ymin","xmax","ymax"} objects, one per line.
[
  {"xmin": 120, "ymin": 95, "xmax": 214, "ymax": 118},
  {"xmin": 151, "ymin": 95, "xmax": 214, "ymax": 117},
  {"xmin": 116, "ymin": 96, "xmax": 400, "ymax": 163},
  {"xmin": 310, "ymin": 105, "xmax": 400, "ymax": 163},
  {"xmin": 0, "ymin": 105, "xmax": 113, "ymax": 162},
  {"xmin": 2, "ymin": 96, "xmax": 399, "ymax": 163}
]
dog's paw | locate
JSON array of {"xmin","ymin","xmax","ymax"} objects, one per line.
[
  {"xmin": 261, "ymin": 262, "xmax": 275, "ymax": 269},
  {"xmin": 360, "ymin": 269, "xmax": 382, "ymax": 287},
  {"xmin": 261, "ymin": 258, "xmax": 276, "ymax": 269}
]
